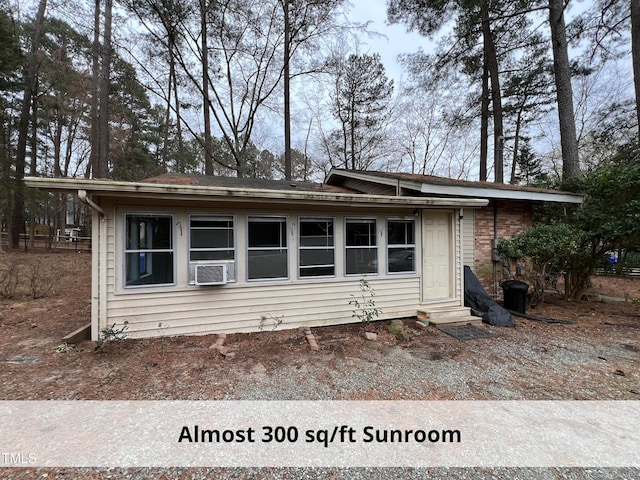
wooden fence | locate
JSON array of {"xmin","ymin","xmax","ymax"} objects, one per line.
[{"xmin": 0, "ymin": 232, "xmax": 91, "ymax": 252}]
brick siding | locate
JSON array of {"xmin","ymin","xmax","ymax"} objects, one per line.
[{"xmin": 474, "ymin": 199, "xmax": 533, "ymax": 294}]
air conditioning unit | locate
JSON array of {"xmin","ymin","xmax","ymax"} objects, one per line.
[{"xmin": 194, "ymin": 263, "xmax": 227, "ymax": 286}]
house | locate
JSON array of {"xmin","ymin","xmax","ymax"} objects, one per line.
[
  {"xmin": 325, "ymin": 170, "xmax": 584, "ymax": 294},
  {"xmin": 25, "ymin": 171, "xmax": 582, "ymax": 340}
]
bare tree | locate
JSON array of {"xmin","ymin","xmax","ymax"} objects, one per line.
[
  {"xmin": 632, "ymin": 0, "xmax": 640, "ymax": 137},
  {"xmin": 11, "ymin": 0, "xmax": 47, "ymax": 248},
  {"xmin": 96, "ymin": 0, "xmax": 112, "ymax": 178}
]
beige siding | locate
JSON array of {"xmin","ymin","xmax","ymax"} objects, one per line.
[
  {"xmin": 106, "ymin": 277, "xmax": 420, "ymax": 338},
  {"xmin": 102, "ymin": 205, "xmax": 426, "ymax": 338},
  {"xmin": 454, "ymin": 210, "xmax": 462, "ymax": 302},
  {"xmin": 462, "ymin": 208, "xmax": 475, "ymax": 270}
]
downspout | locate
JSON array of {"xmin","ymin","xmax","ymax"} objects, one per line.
[
  {"xmin": 78, "ymin": 190, "xmax": 106, "ymax": 341},
  {"xmin": 493, "ymin": 200, "xmax": 498, "ymax": 296},
  {"xmin": 78, "ymin": 189, "xmax": 104, "ymax": 215}
]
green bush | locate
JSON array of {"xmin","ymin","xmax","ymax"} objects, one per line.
[{"xmin": 497, "ymin": 224, "xmax": 578, "ymax": 305}]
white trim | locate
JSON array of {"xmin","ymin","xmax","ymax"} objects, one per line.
[
  {"xmin": 297, "ymin": 216, "xmax": 337, "ymax": 280},
  {"xmin": 419, "ymin": 183, "xmax": 583, "ymax": 203},
  {"xmin": 121, "ymin": 212, "xmax": 177, "ymax": 290},
  {"xmin": 386, "ymin": 218, "xmax": 417, "ymax": 275},
  {"xmin": 344, "ymin": 217, "xmax": 378, "ymax": 276},
  {"xmin": 246, "ymin": 215, "xmax": 290, "ymax": 282},
  {"xmin": 325, "ymin": 169, "xmax": 583, "ymax": 204},
  {"xmin": 24, "ymin": 176, "xmax": 489, "ymax": 208},
  {"xmin": 188, "ymin": 214, "xmax": 237, "ymax": 284}
]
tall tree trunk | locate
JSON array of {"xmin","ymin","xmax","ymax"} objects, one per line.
[
  {"xmin": 480, "ymin": 61, "xmax": 489, "ymax": 182},
  {"xmin": 201, "ymin": 0, "xmax": 213, "ymax": 175},
  {"xmin": 283, "ymin": 0, "xmax": 292, "ymax": 180},
  {"xmin": 28, "ymin": 79, "xmax": 39, "ymax": 249},
  {"xmin": 170, "ymin": 51, "xmax": 185, "ymax": 173},
  {"xmin": 549, "ymin": 0, "xmax": 580, "ymax": 179},
  {"xmin": 97, "ymin": 0, "xmax": 112, "ymax": 178},
  {"xmin": 88, "ymin": 0, "xmax": 100, "ymax": 179},
  {"xmin": 632, "ymin": 0, "xmax": 640, "ymax": 139},
  {"xmin": 510, "ymin": 108, "xmax": 523, "ymax": 184},
  {"xmin": 11, "ymin": 0, "xmax": 47, "ymax": 249},
  {"xmin": 0, "ymin": 109, "xmax": 8, "ymax": 252},
  {"xmin": 481, "ymin": 1, "xmax": 504, "ymax": 184},
  {"xmin": 162, "ymin": 61, "xmax": 172, "ymax": 169}
]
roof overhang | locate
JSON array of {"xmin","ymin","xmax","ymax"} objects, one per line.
[
  {"xmin": 326, "ymin": 169, "xmax": 584, "ymax": 204},
  {"xmin": 24, "ymin": 177, "xmax": 489, "ymax": 209}
]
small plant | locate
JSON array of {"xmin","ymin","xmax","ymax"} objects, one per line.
[
  {"xmin": 349, "ymin": 279, "xmax": 381, "ymax": 327},
  {"xmin": 259, "ymin": 314, "xmax": 283, "ymax": 331},
  {"xmin": 388, "ymin": 320, "xmax": 412, "ymax": 342},
  {"xmin": 0, "ymin": 257, "xmax": 20, "ymax": 299},
  {"xmin": 26, "ymin": 260, "xmax": 54, "ymax": 299},
  {"xmin": 95, "ymin": 321, "xmax": 129, "ymax": 352},
  {"xmin": 157, "ymin": 322, "xmax": 169, "ymax": 357},
  {"xmin": 54, "ymin": 342, "xmax": 71, "ymax": 353}
]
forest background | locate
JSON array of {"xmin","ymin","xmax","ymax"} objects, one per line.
[{"xmin": 0, "ymin": 0, "xmax": 638, "ymax": 254}]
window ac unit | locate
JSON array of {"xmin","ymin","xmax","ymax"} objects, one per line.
[{"xmin": 194, "ymin": 263, "xmax": 227, "ymax": 286}]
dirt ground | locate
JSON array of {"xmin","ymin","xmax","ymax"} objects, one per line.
[
  {"xmin": 1, "ymin": 251, "xmax": 639, "ymax": 479},
  {"xmin": 1, "ymin": 251, "xmax": 638, "ymax": 402}
]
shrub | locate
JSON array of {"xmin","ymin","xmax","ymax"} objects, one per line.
[{"xmin": 497, "ymin": 224, "xmax": 578, "ymax": 305}]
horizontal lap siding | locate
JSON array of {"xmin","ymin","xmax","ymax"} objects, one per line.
[
  {"xmin": 107, "ymin": 277, "xmax": 420, "ymax": 338},
  {"xmin": 462, "ymin": 209, "xmax": 475, "ymax": 270}
]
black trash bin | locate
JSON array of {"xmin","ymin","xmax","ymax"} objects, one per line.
[{"xmin": 501, "ymin": 280, "xmax": 529, "ymax": 314}]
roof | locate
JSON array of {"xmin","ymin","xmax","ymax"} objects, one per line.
[
  {"xmin": 143, "ymin": 173, "xmax": 354, "ymax": 194},
  {"xmin": 23, "ymin": 175, "xmax": 489, "ymax": 209},
  {"xmin": 326, "ymin": 169, "xmax": 584, "ymax": 204}
]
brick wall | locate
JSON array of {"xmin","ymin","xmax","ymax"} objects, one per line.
[{"xmin": 474, "ymin": 199, "xmax": 533, "ymax": 293}]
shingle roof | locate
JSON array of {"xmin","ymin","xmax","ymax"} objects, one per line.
[
  {"xmin": 333, "ymin": 169, "xmax": 564, "ymax": 195},
  {"xmin": 143, "ymin": 173, "xmax": 354, "ymax": 194},
  {"xmin": 326, "ymin": 169, "xmax": 583, "ymax": 203}
]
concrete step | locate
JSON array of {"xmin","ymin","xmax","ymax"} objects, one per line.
[
  {"xmin": 417, "ymin": 305, "xmax": 471, "ymax": 320},
  {"xmin": 427, "ymin": 315, "xmax": 483, "ymax": 326}
]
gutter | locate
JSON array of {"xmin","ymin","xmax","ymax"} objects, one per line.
[{"xmin": 24, "ymin": 177, "xmax": 489, "ymax": 209}]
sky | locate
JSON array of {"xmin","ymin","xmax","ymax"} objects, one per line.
[{"xmin": 346, "ymin": 1, "xmax": 436, "ymax": 85}]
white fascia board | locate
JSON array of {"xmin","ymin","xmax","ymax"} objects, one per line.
[
  {"xmin": 420, "ymin": 183, "xmax": 583, "ymax": 204},
  {"xmin": 24, "ymin": 177, "xmax": 489, "ymax": 208},
  {"xmin": 326, "ymin": 169, "xmax": 583, "ymax": 204}
]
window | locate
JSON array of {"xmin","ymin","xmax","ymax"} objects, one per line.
[
  {"xmin": 124, "ymin": 214, "xmax": 174, "ymax": 287},
  {"xmin": 299, "ymin": 218, "xmax": 334, "ymax": 277},
  {"xmin": 189, "ymin": 215, "xmax": 235, "ymax": 282},
  {"xmin": 345, "ymin": 218, "xmax": 377, "ymax": 275},
  {"xmin": 248, "ymin": 216, "xmax": 288, "ymax": 280},
  {"xmin": 387, "ymin": 219, "xmax": 415, "ymax": 273}
]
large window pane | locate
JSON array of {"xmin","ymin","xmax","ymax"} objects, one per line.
[
  {"xmin": 248, "ymin": 218, "xmax": 286, "ymax": 248},
  {"xmin": 125, "ymin": 215, "xmax": 174, "ymax": 287},
  {"xmin": 248, "ymin": 217, "xmax": 288, "ymax": 280},
  {"xmin": 300, "ymin": 219, "xmax": 333, "ymax": 247},
  {"xmin": 346, "ymin": 248, "xmax": 377, "ymax": 275},
  {"xmin": 248, "ymin": 250, "xmax": 288, "ymax": 279},
  {"xmin": 189, "ymin": 216, "xmax": 234, "ymax": 258},
  {"xmin": 345, "ymin": 219, "xmax": 377, "ymax": 275},
  {"xmin": 299, "ymin": 218, "xmax": 334, "ymax": 277}
]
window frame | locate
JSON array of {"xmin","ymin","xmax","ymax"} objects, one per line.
[
  {"xmin": 246, "ymin": 215, "xmax": 289, "ymax": 281},
  {"xmin": 298, "ymin": 216, "xmax": 336, "ymax": 279},
  {"xmin": 188, "ymin": 214, "xmax": 236, "ymax": 284},
  {"xmin": 344, "ymin": 217, "xmax": 378, "ymax": 276},
  {"xmin": 386, "ymin": 218, "xmax": 416, "ymax": 274},
  {"xmin": 123, "ymin": 213, "xmax": 175, "ymax": 289}
]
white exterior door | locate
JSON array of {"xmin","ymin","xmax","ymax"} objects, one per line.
[{"xmin": 422, "ymin": 210, "xmax": 453, "ymax": 301}]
